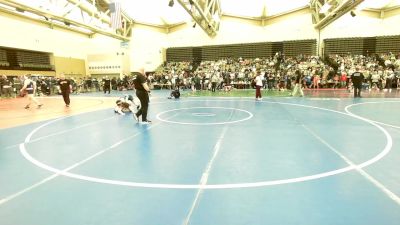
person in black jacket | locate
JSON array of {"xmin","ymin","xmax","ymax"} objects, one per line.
[
  {"xmin": 133, "ymin": 68, "xmax": 151, "ymax": 124},
  {"xmin": 351, "ymin": 66, "xmax": 364, "ymax": 98},
  {"xmin": 103, "ymin": 76, "xmax": 111, "ymax": 94},
  {"xmin": 58, "ymin": 73, "xmax": 72, "ymax": 107}
]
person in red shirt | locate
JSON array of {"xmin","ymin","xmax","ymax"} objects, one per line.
[{"xmin": 340, "ymin": 72, "xmax": 347, "ymax": 88}]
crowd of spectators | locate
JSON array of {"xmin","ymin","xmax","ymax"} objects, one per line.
[
  {"xmin": 71, "ymin": 76, "xmax": 135, "ymax": 93},
  {"xmin": 1, "ymin": 52, "xmax": 399, "ymax": 98},
  {"xmin": 0, "ymin": 75, "xmax": 138, "ymax": 98},
  {"xmin": 325, "ymin": 53, "xmax": 400, "ymax": 91},
  {"xmin": 151, "ymin": 52, "xmax": 400, "ymax": 92}
]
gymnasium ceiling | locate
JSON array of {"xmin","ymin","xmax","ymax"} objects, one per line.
[
  {"xmin": 102, "ymin": 0, "xmax": 400, "ymax": 26},
  {"xmin": 0, "ymin": 0, "xmax": 399, "ymax": 40},
  {"xmin": 5, "ymin": 0, "xmax": 400, "ymax": 26},
  {"xmin": 120, "ymin": 0, "xmax": 312, "ymax": 25}
]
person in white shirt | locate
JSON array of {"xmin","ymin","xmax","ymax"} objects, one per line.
[
  {"xmin": 254, "ymin": 71, "xmax": 263, "ymax": 100},
  {"xmin": 371, "ymin": 70, "xmax": 380, "ymax": 90},
  {"xmin": 211, "ymin": 72, "xmax": 219, "ymax": 92},
  {"xmin": 385, "ymin": 69, "xmax": 395, "ymax": 92}
]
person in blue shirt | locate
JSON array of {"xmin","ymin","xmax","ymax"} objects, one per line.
[{"xmin": 20, "ymin": 74, "xmax": 43, "ymax": 109}]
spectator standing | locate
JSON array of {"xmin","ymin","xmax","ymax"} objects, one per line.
[
  {"xmin": 254, "ymin": 71, "xmax": 263, "ymax": 100},
  {"xmin": 267, "ymin": 72, "xmax": 275, "ymax": 90},
  {"xmin": 312, "ymin": 71, "xmax": 320, "ymax": 89},
  {"xmin": 211, "ymin": 72, "xmax": 218, "ymax": 92},
  {"xmin": 385, "ymin": 69, "xmax": 394, "ymax": 92},
  {"xmin": 290, "ymin": 70, "xmax": 304, "ymax": 97},
  {"xmin": 58, "ymin": 74, "xmax": 72, "ymax": 107},
  {"xmin": 103, "ymin": 76, "xmax": 111, "ymax": 94},
  {"xmin": 0, "ymin": 75, "xmax": 3, "ymax": 97},
  {"xmin": 2, "ymin": 75, "xmax": 13, "ymax": 97},
  {"xmin": 340, "ymin": 71, "xmax": 347, "ymax": 88}
]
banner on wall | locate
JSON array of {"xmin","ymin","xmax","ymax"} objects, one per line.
[{"xmin": 120, "ymin": 41, "xmax": 129, "ymax": 49}]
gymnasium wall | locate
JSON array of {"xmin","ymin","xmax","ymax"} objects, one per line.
[
  {"xmin": 0, "ymin": 70, "xmax": 55, "ymax": 76},
  {"xmin": 159, "ymin": 8, "xmax": 400, "ymax": 66},
  {"xmin": 54, "ymin": 56, "xmax": 86, "ymax": 77},
  {"xmin": 317, "ymin": 10, "xmax": 400, "ymax": 55},
  {"xmin": 0, "ymin": 12, "xmax": 122, "ymax": 76},
  {"xmin": 87, "ymin": 52, "xmax": 131, "ymax": 78},
  {"xmin": 166, "ymin": 8, "xmax": 316, "ymax": 47},
  {"xmin": 320, "ymin": 11, "xmax": 400, "ymax": 40},
  {"xmin": 129, "ymin": 24, "xmax": 167, "ymax": 72},
  {"xmin": 1, "ymin": 6, "xmax": 399, "ymax": 73},
  {"xmin": 141, "ymin": 8, "xmax": 318, "ymax": 69},
  {"xmin": 0, "ymin": 13, "xmax": 88, "ymax": 58}
]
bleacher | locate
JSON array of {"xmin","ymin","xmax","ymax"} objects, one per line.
[
  {"xmin": 166, "ymin": 47, "xmax": 193, "ymax": 62},
  {"xmin": 166, "ymin": 39, "xmax": 317, "ymax": 63},
  {"xmin": 283, "ymin": 40, "xmax": 317, "ymax": 57},
  {"xmin": 324, "ymin": 37, "xmax": 364, "ymax": 56},
  {"xmin": 376, "ymin": 35, "xmax": 400, "ymax": 54},
  {"xmin": 0, "ymin": 49, "xmax": 9, "ymax": 67},
  {"xmin": 0, "ymin": 46, "xmax": 54, "ymax": 71},
  {"xmin": 324, "ymin": 35, "xmax": 400, "ymax": 56}
]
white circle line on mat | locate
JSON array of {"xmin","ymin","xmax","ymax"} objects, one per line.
[
  {"xmin": 156, "ymin": 106, "xmax": 253, "ymax": 125},
  {"xmin": 20, "ymin": 100, "xmax": 392, "ymax": 189},
  {"xmin": 345, "ymin": 101, "xmax": 400, "ymax": 129}
]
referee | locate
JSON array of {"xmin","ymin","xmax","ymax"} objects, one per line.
[
  {"xmin": 351, "ymin": 66, "xmax": 364, "ymax": 98},
  {"xmin": 133, "ymin": 68, "xmax": 151, "ymax": 124}
]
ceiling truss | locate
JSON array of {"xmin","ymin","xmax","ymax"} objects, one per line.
[
  {"xmin": 310, "ymin": 0, "xmax": 365, "ymax": 29},
  {"xmin": 0, "ymin": 0, "xmax": 133, "ymax": 41},
  {"xmin": 1, "ymin": 0, "xmax": 398, "ymax": 39},
  {"xmin": 176, "ymin": 0, "xmax": 221, "ymax": 37}
]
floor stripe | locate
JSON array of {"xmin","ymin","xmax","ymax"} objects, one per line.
[
  {"xmin": 18, "ymin": 100, "xmax": 393, "ymax": 189},
  {"xmin": 183, "ymin": 126, "xmax": 228, "ymax": 225},
  {"xmin": 303, "ymin": 125, "xmax": 400, "ymax": 206},
  {"xmin": 1, "ymin": 114, "xmax": 178, "ymax": 206},
  {"xmin": 0, "ymin": 173, "xmax": 59, "ymax": 206},
  {"xmin": 183, "ymin": 109, "xmax": 234, "ymax": 225},
  {"xmin": 1, "ymin": 116, "xmax": 114, "ymax": 151},
  {"xmin": 28, "ymin": 116, "xmax": 115, "ymax": 144}
]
